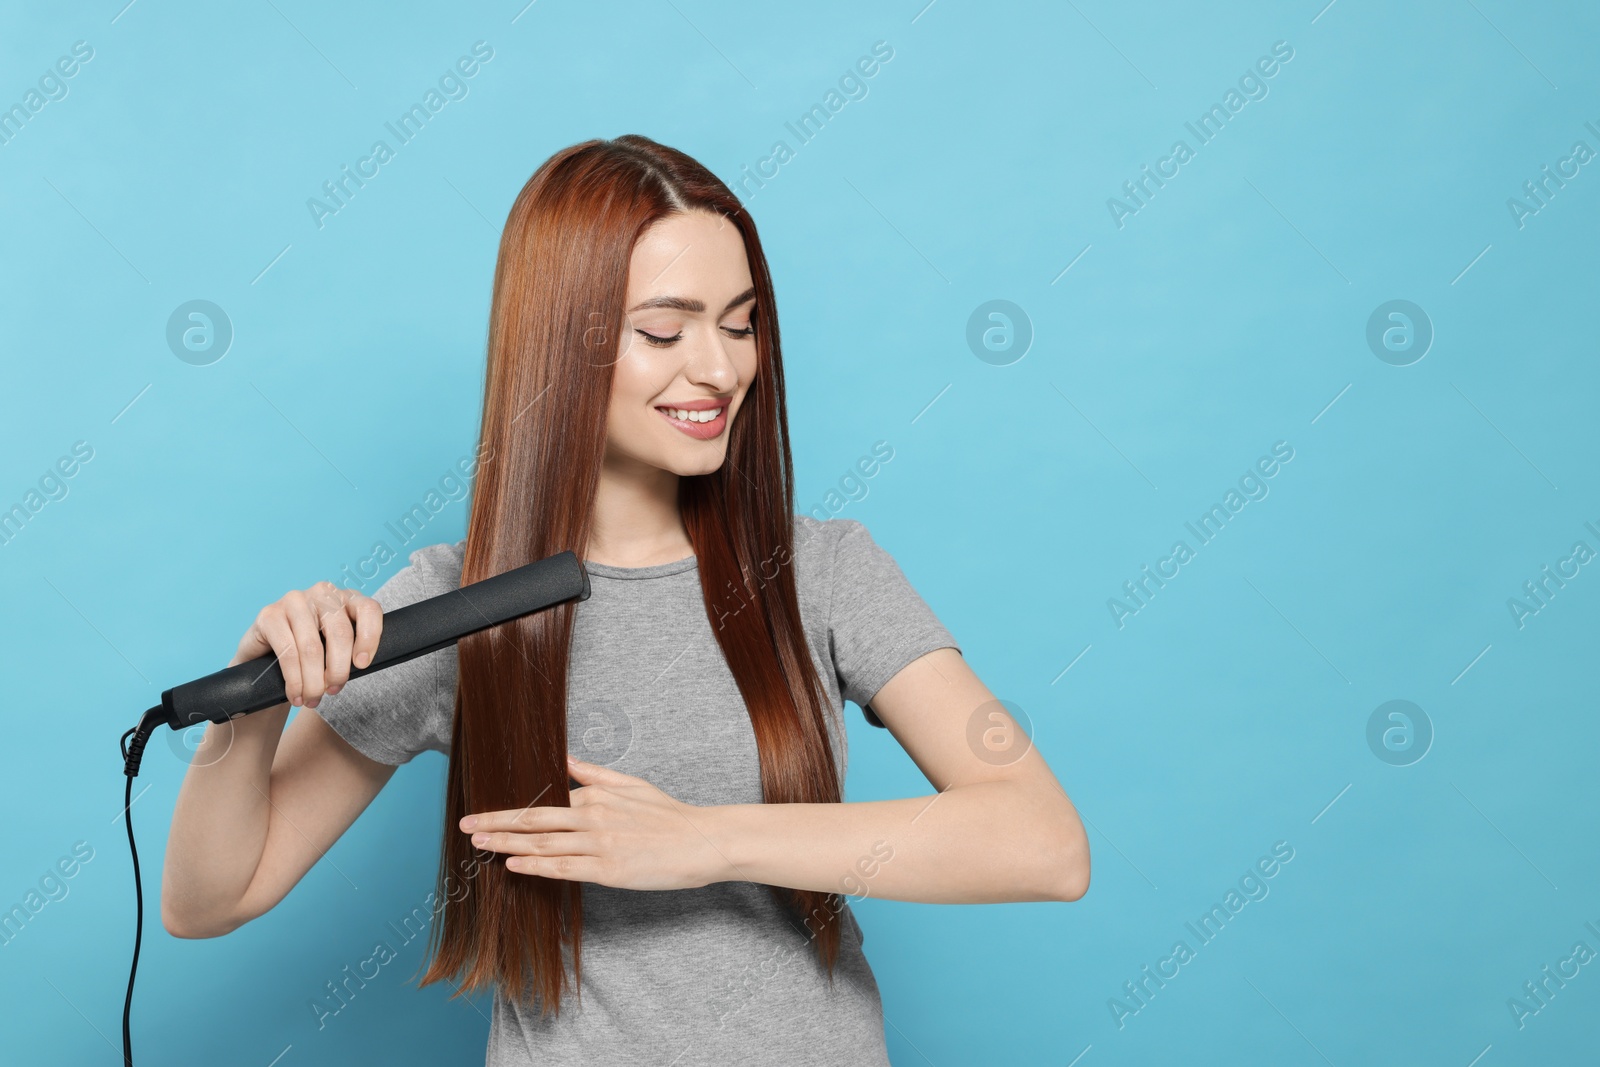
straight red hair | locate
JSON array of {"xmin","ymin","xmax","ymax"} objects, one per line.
[{"xmin": 416, "ymin": 135, "xmax": 846, "ymax": 1016}]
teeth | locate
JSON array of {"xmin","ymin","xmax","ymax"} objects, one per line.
[{"xmin": 663, "ymin": 407, "xmax": 723, "ymax": 423}]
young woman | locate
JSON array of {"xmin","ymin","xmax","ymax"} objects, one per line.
[{"xmin": 162, "ymin": 135, "xmax": 1090, "ymax": 1064}]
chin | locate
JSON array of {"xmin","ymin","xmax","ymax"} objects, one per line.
[{"xmin": 663, "ymin": 446, "xmax": 729, "ymax": 477}]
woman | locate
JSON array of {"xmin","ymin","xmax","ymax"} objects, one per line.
[{"xmin": 162, "ymin": 135, "xmax": 1090, "ymax": 1064}]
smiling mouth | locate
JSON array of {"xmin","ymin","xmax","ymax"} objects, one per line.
[
  {"xmin": 655, "ymin": 404, "xmax": 728, "ymax": 439},
  {"xmin": 656, "ymin": 405, "xmax": 724, "ymax": 423}
]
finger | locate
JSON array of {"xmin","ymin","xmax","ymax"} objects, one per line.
[
  {"xmin": 347, "ymin": 591, "xmax": 383, "ymax": 672},
  {"xmin": 231, "ymin": 613, "xmax": 275, "ymax": 666},
  {"xmin": 565, "ymin": 754, "xmax": 636, "ymax": 787},
  {"xmin": 283, "ymin": 590, "xmax": 328, "ymax": 707},
  {"xmin": 461, "ymin": 806, "xmax": 589, "ymax": 834},
  {"xmin": 310, "ymin": 582, "xmax": 354, "ymax": 692},
  {"xmin": 505, "ymin": 853, "xmax": 606, "ymax": 882},
  {"xmin": 256, "ymin": 603, "xmax": 303, "ymax": 707},
  {"xmin": 469, "ymin": 830, "xmax": 602, "ymax": 858}
]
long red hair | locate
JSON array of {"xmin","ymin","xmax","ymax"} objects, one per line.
[{"xmin": 416, "ymin": 136, "xmax": 845, "ymax": 1016}]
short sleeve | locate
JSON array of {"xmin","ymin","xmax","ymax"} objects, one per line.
[
  {"xmin": 828, "ymin": 519, "xmax": 961, "ymax": 709},
  {"xmin": 312, "ymin": 542, "xmax": 463, "ymax": 766}
]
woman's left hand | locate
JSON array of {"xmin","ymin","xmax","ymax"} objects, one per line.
[{"xmin": 460, "ymin": 755, "xmax": 736, "ymax": 891}]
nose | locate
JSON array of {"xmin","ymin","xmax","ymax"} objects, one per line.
[{"xmin": 681, "ymin": 324, "xmax": 740, "ymax": 392}]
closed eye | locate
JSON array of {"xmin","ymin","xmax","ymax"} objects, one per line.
[{"xmin": 636, "ymin": 325, "xmax": 755, "ymax": 348}]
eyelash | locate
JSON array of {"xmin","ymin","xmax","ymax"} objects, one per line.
[{"xmin": 637, "ymin": 325, "xmax": 756, "ymax": 348}]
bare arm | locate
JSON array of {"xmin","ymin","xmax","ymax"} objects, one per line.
[
  {"xmin": 464, "ymin": 647, "xmax": 1090, "ymax": 904},
  {"xmin": 162, "ymin": 582, "xmax": 397, "ymax": 939},
  {"xmin": 710, "ymin": 647, "xmax": 1090, "ymax": 903}
]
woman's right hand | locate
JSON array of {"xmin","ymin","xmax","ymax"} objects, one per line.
[{"xmin": 229, "ymin": 581, "xmax": 383, "ymax": 709}]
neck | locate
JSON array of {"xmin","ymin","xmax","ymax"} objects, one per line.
[{"xmin": 586, "ymin": 451, "xmax": 692, "ymax": 568}]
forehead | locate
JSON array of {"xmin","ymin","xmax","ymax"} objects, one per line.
[{"xmin": 625, "ymin": 210, "xmax": 753, "ymax": 308}]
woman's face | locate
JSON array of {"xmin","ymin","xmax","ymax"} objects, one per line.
[{"xmin": 602, "ymin": 209, "xmax": 759, "ymax": 478}]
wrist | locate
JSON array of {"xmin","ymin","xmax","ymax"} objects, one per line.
[{"xmin": 699, "ymin": 803, "xmax": 752, "ymax": 887}]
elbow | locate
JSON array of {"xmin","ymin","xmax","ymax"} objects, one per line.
[
  {"xmin": 160, "ymin": 906, "xmax": 203, "ymax": 940},
  {"xmin": 1046, "ymin": 822, "xmax": 1091, "ymax": 903},
  {"xmin": 163, "ymin": 908, "xmax": 241, "ymax": 941},
  {"xmin": 1011, "ymin": 781, "xmax": 1092, "ymax": 902},
  {"xmin": 161, "ymin": 890, "xmax": 244, "ymax": 940},
  {"xmin": 160, "ymin": 903, "xmax": 218, "ymax": 940},
  {"xmin": 1055, "ymin": 853, "xmax": 1090, "ymax": 902}
]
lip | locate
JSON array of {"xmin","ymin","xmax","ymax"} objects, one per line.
[
  {"xmin": 655, "ymin": 398, "xmax": 727, "ymax": 410},
  {"xmin": 655, "ymin": 399, "xmax": 729, "ymax": 441}
]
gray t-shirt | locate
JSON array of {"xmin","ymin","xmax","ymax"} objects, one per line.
[{"xmin": 313, "ymin": 513, "xmax": 960, "ymax": 1065}]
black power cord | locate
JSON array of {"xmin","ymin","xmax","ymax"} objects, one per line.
[
  {"xmin": 119, "ymin": 707, "xmax": 167, "ymax": 1067},
  {"xmin": 109, "ymin": 551, "xmax": 588, "ymax": 1064}
]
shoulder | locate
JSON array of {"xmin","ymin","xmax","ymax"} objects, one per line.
[
  {"xmin": 410, "ymin": 539, "xmax": 466, "ymax": 582},
  {"xmin": 791, "ymin": 513, "xmax": 865, "ymax": 568},
  {"xmin": 793, "ymin": 513, "xmax": 935, "ymax": 604},
  {"xmin": 792, "ymin": 512, "xmax": 888, "ymax": 558},
  {"xmin": 789, "ymin": 513, "xmax": 888, "ymax": 594},
  {"xmin": 368, "ymin": 540, "xmax": 465, "ymax": 608}
]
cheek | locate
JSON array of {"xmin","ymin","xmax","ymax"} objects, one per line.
[
  {"xmin": 606, "ymin": 385, "xmax": 648, "ymax": 443},
  {"xmin": 609, "ymin": 347, "xmax": 659, "ymax": 405},
  {"xmin": 735, "ymin": 346, "xmax": 759, "ymax": 391},
  {"xmin": 606, "ymin": 353, "xmax": 668, "ymax": 436}
]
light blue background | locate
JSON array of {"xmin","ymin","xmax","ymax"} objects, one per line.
[{"xmin": 3, "ymin": 0, "xmax": 1597, "ymax": 1063}]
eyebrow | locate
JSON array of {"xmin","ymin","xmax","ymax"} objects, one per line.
[{"xmin": 627, "ymin": 286, "xmax": 757, "ymax": 315}]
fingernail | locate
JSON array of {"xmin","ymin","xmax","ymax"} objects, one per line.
[
  {"xmin": 462, "ymin": 816, "xmax": 477, "ymax": 829},
  {"xmin": 327, "ymin": 684, "xmax": 342, "ymax": 696},
  {"xmin": 471, "ymin": 833, "xmax": 488, "ymax": 845},
  {"xmin": 567, "ymin": 754, "xmax": 578, "ymax": 764},
  {"xmin": 356, "ymin": 651, "xmax": 371, "ymax": 668}
]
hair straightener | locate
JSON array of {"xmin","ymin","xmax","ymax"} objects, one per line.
[{"xmin": 116, "ymin": 550, "xmax": 591, "ymax": 1067}]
